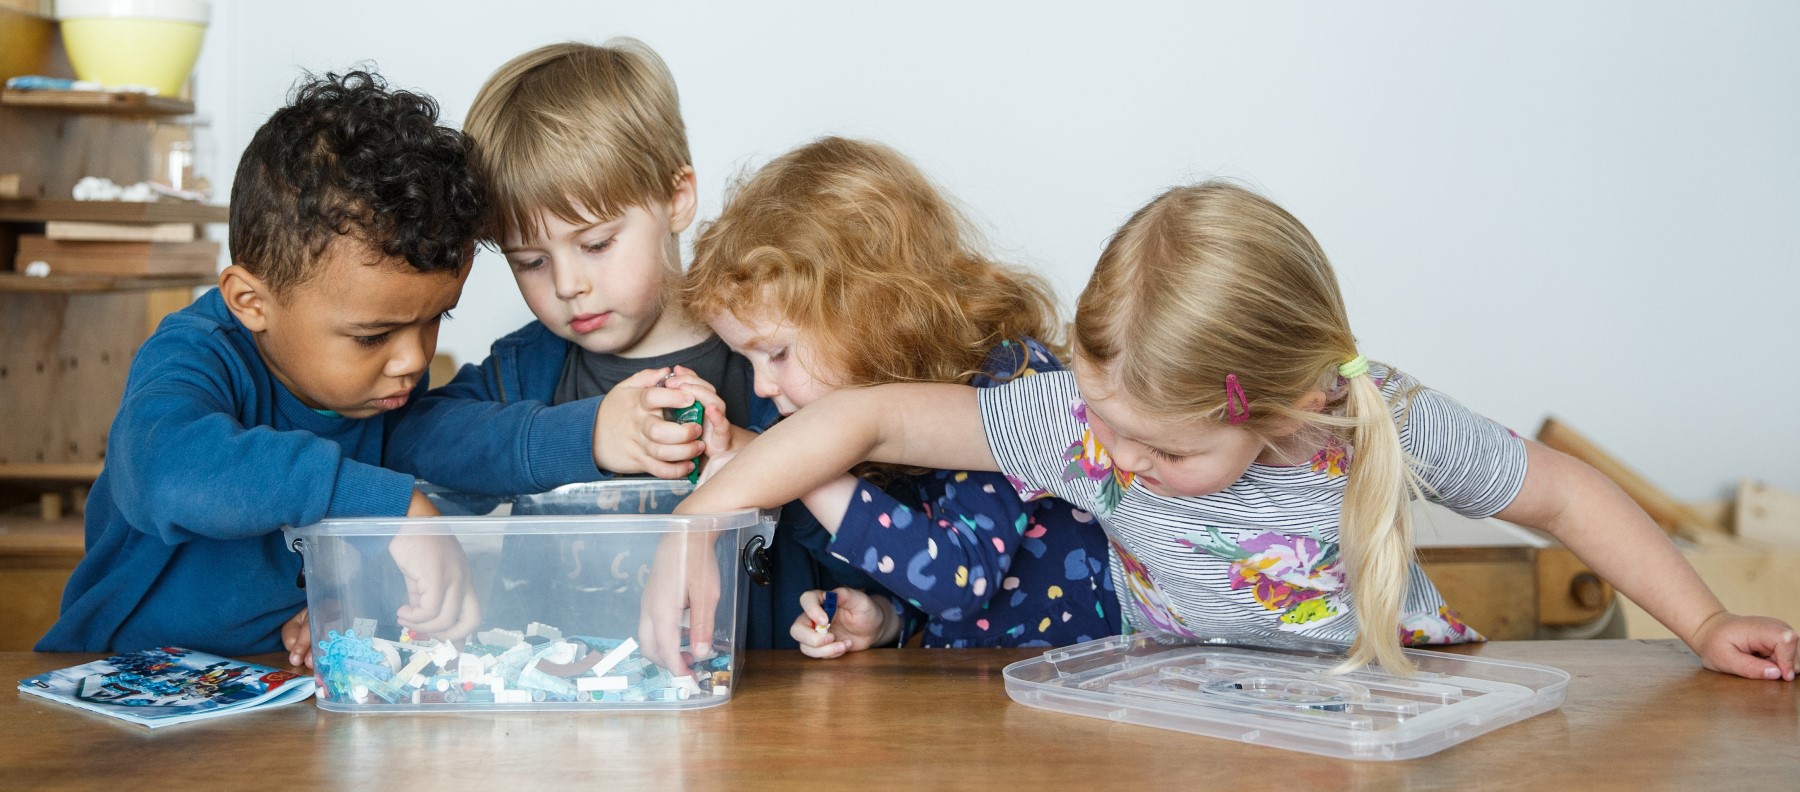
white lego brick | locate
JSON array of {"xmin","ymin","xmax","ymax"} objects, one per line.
[
  {"xmin": 590, "ymin": 638, "xmax": 638, "ymax": 678},
  {"xmin": 576, "ymin": 676, "xmax": 629, "ymax": 692}
]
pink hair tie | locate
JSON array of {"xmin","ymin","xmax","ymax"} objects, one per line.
[{"xmin": 1224, "ymin": 374, "xmax": 1250, "ymax": 425}]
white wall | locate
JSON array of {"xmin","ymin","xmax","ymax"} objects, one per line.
[{"xmin": 191, "ymin": 1, "xmax": 1799, "ymax": 500}]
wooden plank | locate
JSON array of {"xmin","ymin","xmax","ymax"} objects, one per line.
[
  {"xmin": 0, "ymin": 272, "xmax": 212, "ymax": 292},
  {"xmin": 16, "ymin": 233, "xmax": 218, "ymax": 276},
  {"xmin": 1535, "ymin": 417, "xmax": 1725, "ymax": 535},
  {"xmin": 18, "ymin": 234, "xmax": 217, "ymax": 258},
  {"xmin": 0, "ymin": 0, "xmax": 53, "ymax": 16},
  {"xmin": 0, "ymin": 199, "xmax": 227, "ymax": 224},
  {"xmin": 0, "ymin": 463, "xmax": 104, "ymax": 482},
  {"xmin": 44, "ymin": 221, "xmax": 198, "ymax": 242},
  {"xmin": 0, "ymin": 292, "xmax": 141, "ymax": 467},
  {"xmin": 1735, "ymin": 478, "xmax": 1800, "ymax": 547},
  {"xmin": 0, "ymin": 89, "xmax": 194, "ymax": 116}
]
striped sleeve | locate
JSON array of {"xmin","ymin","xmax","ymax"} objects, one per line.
[
  {"xmin": 1391, "ymin": 373, "xmax": 1529, "ymax": 519},
  {"xmin": 976, "ymin": 371, "xmax": 1089, "ymax": 507}
]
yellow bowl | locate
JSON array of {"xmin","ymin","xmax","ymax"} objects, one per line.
[
  {"xmin": 0, "ymin": 12, "xmax": 55, "ymax": 85},
  {"xmin": 58, "ymin": 0, "xmax": 209, "ymax": 97}
]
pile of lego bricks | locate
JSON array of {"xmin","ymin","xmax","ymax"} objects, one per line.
[{"xmin": 312, "ymin": 620, "xmax": 731, "ymax": 707}]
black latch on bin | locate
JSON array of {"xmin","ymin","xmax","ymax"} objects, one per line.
[{"xmin": 741, "ymin": 534, "xmax": 771, "ymax": 586}]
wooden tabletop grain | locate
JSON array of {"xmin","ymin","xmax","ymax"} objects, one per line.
[{"xmin": 1, "ymin": 640, "xmax": 1793, "ymax": 790}]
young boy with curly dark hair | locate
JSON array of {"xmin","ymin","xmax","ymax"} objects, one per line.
[{"xmin": 37, "ymin": 70, "xmax": 488, "ymax": 661}]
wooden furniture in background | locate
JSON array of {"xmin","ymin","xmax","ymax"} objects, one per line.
[
  {"xmin": 1, "ymin": 642, "xmax": 1791, "ymax": 787},
  {"xmin": 0, "ymin": 513, "xmax": 82, "ymax": 649}
]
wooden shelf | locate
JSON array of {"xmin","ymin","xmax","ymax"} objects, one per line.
[
  {"xmin": 0, "ymin": 199, "xmax": 226, "ymax": 224},
  {"xmin": 0, "ymin": 89, "xmax": 193, "ymax": 116},
  {"xmin": 0, "ymin": 463, "xmax": 101, "ymax": 483},
  {"xmin": 0, "ymin": 272, "xmax": 211, "ymax": 293}
]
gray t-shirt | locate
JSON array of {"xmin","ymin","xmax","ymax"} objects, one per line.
[
  {"xmin": 552, "ymin": 335, "xmax": 756, "ymax": 432},
  {"xmin": 976, "ymin": 362, "xmax": 1526, "ymax": 646}
]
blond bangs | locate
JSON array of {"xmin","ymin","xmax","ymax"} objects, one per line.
[{"xmin": 466, "ymin": 38, "xmax": 689, "ymax": 243}]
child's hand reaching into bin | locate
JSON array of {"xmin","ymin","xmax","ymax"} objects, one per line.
[
  {"xmin": 791, "ymin": 588, "xmax": 901, "ymax": 658},
  {"xmin": 387, "ymin": 489, "xmax": 481, "ymax": 642},
  {"xmin": 639, "ymin": 530, "xmax": 722, "ymax": 676},
  {"xmin": 282, "ymin": 608, "xmax": 312, "ymax": 668}
]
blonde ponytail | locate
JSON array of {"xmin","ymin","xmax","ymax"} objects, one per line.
[{"xmin": 1335, "ymin": 368, "xmax": 1422, "ymax": 674}]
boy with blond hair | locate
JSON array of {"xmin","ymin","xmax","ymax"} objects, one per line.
[
  {"xmin": 40, "ymin": 71, "xmax": 484, "ymax": 660},
  {"xmin": 386, "ymin": 38, "xmax": 888, "ymax": 649}
]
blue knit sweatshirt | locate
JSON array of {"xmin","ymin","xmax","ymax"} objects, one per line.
[{"xmin": 37, "ymin": 289, "xmax": 418, "ymax": 655}]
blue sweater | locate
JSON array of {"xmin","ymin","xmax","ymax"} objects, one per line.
[
  {"xmin": 38, "ymin": 289, "xmax": 418, "ymax": 655},
  {"xmin": 384, "ymin": 320, "xmax": 886, "ymax": 650}
]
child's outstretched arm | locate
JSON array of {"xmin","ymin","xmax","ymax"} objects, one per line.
[
  {"xmin": 675, "ymin": 383, "xmax": 997, "ymax": 515},
  {"xmin": 1497, "ymin": 442, "xmax": 1796, "ymax": 681}
]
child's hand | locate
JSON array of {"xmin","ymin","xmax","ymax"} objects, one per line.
[
  {"xmin": 789, "ymin": 588, "xmax": 900, "ymax": 659},
  {"xmin": 638, "ymin": 530, "xmax": 723, "ymax": 675},
  {"xmin": 593, "ymin": 366, "xmax": 724, "ymax": 479},
  {"xmin": 1690, "ymin": 611, "xmax": 1797, "ymax": 681},
  {"xmin": 282, "ymin": 608, "xmax": 313, "ymax": 668},
  {"xmin": 387, "ymin": 490, "xmax": 481, "ymax": 641}
]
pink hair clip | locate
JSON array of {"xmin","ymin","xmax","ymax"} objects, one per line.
[{"xmin": 1224, "ymin": 374, "xmax": 1249, "ymax": 425}]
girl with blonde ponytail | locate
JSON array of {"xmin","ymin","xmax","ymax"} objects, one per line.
[{"xmin": 670, "ymin": 181, "xmax": 1798, "ymax": 682}]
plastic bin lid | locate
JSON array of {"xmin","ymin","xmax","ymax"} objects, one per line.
[{"xmin": 1002, "ymin": 632, "xmax": 1570, "ymax": 761}]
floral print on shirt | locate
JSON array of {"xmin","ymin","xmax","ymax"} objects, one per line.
[
  {"xmin": 1181, "ymin": 527, "xmax": 1349, "ymax": 631},
  {"xmin": 1063, "ymin": 397, "xmax": 1133, "ymax": 515}
]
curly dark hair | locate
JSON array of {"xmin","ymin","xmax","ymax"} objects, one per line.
[{"xmin": 228, "ymin": 69, "xmax": 487, "ymax": 294}]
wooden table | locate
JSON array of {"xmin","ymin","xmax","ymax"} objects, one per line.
[{"xmin": 1, "ymin": 640, "xmax": 1793, "ymax": 790}]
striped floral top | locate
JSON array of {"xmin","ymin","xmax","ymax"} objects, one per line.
[{"xmin": 977, "ymin": 362, "xmax": 1523, "ymax": 647}]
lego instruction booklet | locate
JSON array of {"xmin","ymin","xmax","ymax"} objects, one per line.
[{"xmin": 17, "ymin": 646, "xmax": 316, "ymax": 728}]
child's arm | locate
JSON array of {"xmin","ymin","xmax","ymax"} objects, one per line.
[
  {"xmin": 1496, "ymin": 441, "xmax": 1796, "ymax": 681},
  {"xmin": 790, "ymin": 588, "xmax": 902, "ymax": 659},
  {"xmin": 111, "ymin": 362, "xmax": 415, "ymax": 540},
  {"xmin": 387, "ymin": 353, "xmax": 615, "ymax": 494},
  {"xmin": 676, "ymin": 383, "xmax": 998, "ymax": 515}
]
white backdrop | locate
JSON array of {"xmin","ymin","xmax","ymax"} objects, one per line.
[{"xmin": 188, "ymin": 1, "xmax": 1799, "ymax": 500}]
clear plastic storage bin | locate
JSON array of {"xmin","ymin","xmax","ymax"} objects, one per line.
[
  {"xmin": 1003, "ymin": 632, "xmax": 1569, "ymax": 760},
  {"xmin": 284, "ymin": 480, "xmax": 774, "ymax": 712}
]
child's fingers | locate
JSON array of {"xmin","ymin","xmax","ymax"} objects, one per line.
[
  {"xmin": 283, "ymin": 609, "xmax": 310, "ymax": 666},
  {"xmin": 442, "ymin": 588, "xmax": 482, "ymax": 642},
  {"xmin": 1710, "ymin": 646, "xmax": 1786, "ymax": 681},
  {"xmin": 687, "ymin": 597, "xmax": 716, "ymax": 666},
  {"xmin": 641, "ymin": 456, "xmax": 699, "ymax": 482},
  {"xmin": 641, "ymin": 384, "xmax": 701, "ymax": 412},
  {"xmin": 650, "ymin": 608, "xmax": 688, "ymax": 674},
  {"xmin": 397, "ymin": 568, "xmax": 459, "ymax": 634},
  {"xmin": 624, "ymin": 367, "xmax": 674, "ymax": 388},
  {"xmin": 1771, "ymin": 631, "xmax": 1798, "ymax": 681},
  {"xmin": 788, "ymin": 617, "xmax": 846, "ymax": 657},
  {"xmin": 643, "ymin": 417, "xmax": 705, "ymax": 447},
  {"xmin": 796, "ymin": 589, "xmax": 829, "ymax": 629}
]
